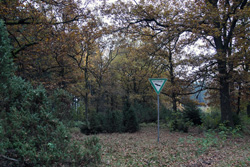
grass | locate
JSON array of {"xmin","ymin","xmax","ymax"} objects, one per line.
[{"xmin": 71, "ymin": 124, "xmax": 250, "ymax": 167}]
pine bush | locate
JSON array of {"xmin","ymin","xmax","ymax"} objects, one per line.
[
  {"xmin": 166, "ymin": 110, "xmax": 193, "ymax": 133},
  {"xmin": 123, "ymin": 106, "xmax": 140, "ymax": 133},
  {"xmin": 200, "ymin": 108, "xmax": 221, "ymax": 130},
  {"xmin": 50, "ymin": 89, "xmax": 73, "ymax": 121},
  {"xmin": 0, "ymin": 19, "xmax": 101, "ymax": 166},
  {"xmin": 183, "ymin": 101, "xmax": 202, "ymax": 125},
  {"xmin": 133, "ymin": 102, "xmax": 157, "ymax": 123}
]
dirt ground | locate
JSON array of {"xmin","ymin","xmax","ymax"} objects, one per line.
[{"xmin": 72, "ymin": 125, "xmax": 250, "ymax": 167}]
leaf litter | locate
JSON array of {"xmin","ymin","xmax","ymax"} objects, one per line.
[{"xmin": 72, "ymin": 126, "xmax": 250, "ymax": 167}]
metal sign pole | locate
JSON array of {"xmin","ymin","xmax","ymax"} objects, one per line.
[
  {"xmin": 149, "ymin": 78, "xmax": 167, "ymax": 143},
  {"xmin": 157, "ymin": 94, "xmax": 160, "ymax": 143}
]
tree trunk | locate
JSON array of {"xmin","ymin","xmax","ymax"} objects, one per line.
[
  {"xmin": 168, "ymin": 50, "xmax": 177, "ymax": 112},
  {"xmin": 237, "ymin": 84, "xmax": 241, "ymax": 115},
  {"xmin": 96, "ymin": 82, "xmax": 102, "ymax": 113},
  {"xmin": 218, "ymin": 56, "xmax": 234, "ymax": 126},
  {"xmin": 214, "ymin": 35, "xmax": 234, "ymax": 126},
  {"xmin": 84, "ymin": 93, "xmax": 88, "ymax": 121},
  {"xmin": 172, "ymin": 94, "xmax": 177, "ymax": 112},
  {"xmin": 219, "ymin": 78, "xmax": 234, "ymax": 126},
  {"xmin": 84, "ymin": 47, "xmax": 90, "ymax": 121}
]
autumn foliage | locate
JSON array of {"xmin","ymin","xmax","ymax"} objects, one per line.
[{"xmin": 1, "ymin": 0, "xmax": 250, "ymax": 166}]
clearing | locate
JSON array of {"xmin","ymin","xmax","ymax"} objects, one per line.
[{"xmin": 72, "ymin": 125, "xmax": 250, "ymax": 167}]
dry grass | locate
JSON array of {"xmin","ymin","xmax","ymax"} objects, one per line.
[{"xmin": 72, "ymin": 125, "xmax": 250, "ymax": 167}]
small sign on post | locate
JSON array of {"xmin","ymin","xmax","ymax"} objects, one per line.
[
  {"xmin": 149, "ymin": 78, "xmax": 167, "ymax": 143},
  {"xmin": 149, "ymin": 79, "xmax": 167, "ymax": 95}
]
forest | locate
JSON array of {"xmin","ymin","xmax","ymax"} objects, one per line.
[{"xmin": 0, "ymin": 0, "xmax": 250, "ymax": 166}]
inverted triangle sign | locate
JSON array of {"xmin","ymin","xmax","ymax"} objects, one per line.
[{"xmin": 149, "ymin": 78, "xmax": 167, "ymax": 94}]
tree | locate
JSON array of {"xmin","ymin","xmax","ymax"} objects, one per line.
[
  {"xmin": 0, "ymin": 19, "xmax": 15, "ymax": 112},
  {"xmin": 0, "ymin": 19, "xmax": 14, "ymax": 83},
  {"xmin": 184, "ymin": 0, "xmax": 250, "ymax": 126},
  {"xmin": 0, "ymin": 19, "xmax": 102, "ymax": 166},
  {"xmin": 106, "ymin": 0, "xmax": 250, "ymax": 126},
  {"xmin": 0, "ymin": 0, "xmax": 92, "ymax": 89},
  {"xmin": 104, "ymin": 0, "xmax": 199, "ymax": 112}
]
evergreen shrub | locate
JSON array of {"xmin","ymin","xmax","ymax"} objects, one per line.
[
  {"xmin": 0, "ymin": 77, "xmax": 102, "ymax": 166},
  {"xmin": 82, "ymin": 136, "xmax": 102, "ymax": 165},
  {"xmin": 133, "ymin": 102, "xmax": 157, "ymax": 123},
  {"xmin": 80, "ymin": 108, "xmax": 140, "ymax": 134},
  {"xmin": 200, "ymin": 108, "xmax": 221, "ymax": 130},
  {"xmin": 0, "ymin": 19, "xmax": 102, "ymax": 166},
  {"xmin": 50, "ymin": 89, "xmax": 73, "ymax": 121},
  {"xmin": 80, "ymin": 112, "xmax": 104, "ymax": 135},
  {"xmin": 123, "ymin": 106, "xmax": 140, "ymax": 133},
  {"xmin": 183, "ymin": 100, "xmax": 202, "ymax": 125},
  {"xmin": 241, "ymin": 113, "xmax": 250, "ymax": 135},
  {"xmin": 160, "ymin": 107, "xmax": 172, "ymax": 122},
  {"xmin": 232, "ymin": 112, "xmax": 241, "ymax": 126},
  {"xmin": 166, "ymin": 110, "xmax": 193, "ymax": 132},
  {"xmin": 81, "ymin": 110, "xmax": 125, "ymax": 134},
  {"xmin": 0, "ymin": 78, "xmax": 102, "ymax": 166},
  {"xmin": 105, "ymin": 110, "xmax": 124, "ymax": 133}
]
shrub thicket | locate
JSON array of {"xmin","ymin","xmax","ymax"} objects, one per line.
[
  {"xmin": 200, "ymin": 108, "xmax": 221, "ymax": 130},
  {"xmin": 132, "ymin": 101, "xmax": 172, "ymax": 124},
  {"xmin": 89, "ymin": 112, "xmax": 105, "ymax": 134},
  {"xmin": 123, "ymin": 106, "xmax": 140, "ymax": 133},
  {"xmin": 201, "ymin": 107, "xmax": 242, "ymax": 131},
  {"xmin": 81, "ymin": 110, "xmax": 124, "ymax": 134},
  {"xmin": 241, "ymin": 113, "xmax": 250, "ymax": 135},
  {"xmin": 183, "ymin": 100, "xmax": 202, "ymax": 125},
  {"xmin": 106, "ymin": 110, "xmax": 124, "ymax": 133},
  {"xmin": 0, "ymin": 20, "xmax": 101, "ymax": 166},
  {"xmin": 133, "ymin": 102, "xmax": 157, "ymax": 123},
  {"xmin": 50, "ymin": 89, "xmax": 73, "ymax": 122},
  {"xmin": 82, "ymin": 136, "xmax": 102, "ymax": 166},
  {"xmin": 80, "ymin": 107, "xmax": 140, "ymax": 134},
  {"xmin": 0, "ymin": 20, "xmax": 14, "ymax": 84},
  {"xmin": 166, "ymin": 110, "xmax": 192, "ymax": 132},
  {"xmin": 165, "ymin": 99, "xmax": 203, "ymax": 132}
]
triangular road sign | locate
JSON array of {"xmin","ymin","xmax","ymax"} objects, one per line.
[{"xmin": 149, "ymin": 78, "xmax": 167, "ymax": 95}]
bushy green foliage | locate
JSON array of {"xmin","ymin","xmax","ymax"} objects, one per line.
[
  {"xmin": 232, "ymin": 112, "xmax": 241, "ymax": 126},
  {"xmin": 0, "ymin": 20, "xmax": 14, "ymax": 83},
  {"xmin": 132, "ymin": 102, "xmax": 157, "ymax": 123},
  {"xmin": 0, "ymin": 20, "xmax": 102, "ymax": 166},
  {"xmin": 160, "ymin": 107, "xmax": 173, "ymax": 122},
  {"xmin": 201, "ymin": 107, "xmax": 247, "ymax": 137},
  {"xmin": 0, "ymin": 121, "xmax": 9, "ymax": 155},
  {"xmin": 81, "ymin": 108, "xmax": 140, "ymax": 134},
  {"xmin": 123, "ymin": 106, "xmax": 140, "ymax": 133},
  {"xmin": 218, "ymin": 123, "xmax": 242, "ymax": 140},
  {"xmin": 50, "ymin": 89, "xmax": 73, "ymax": 121},
  {"xmin": 183, "ymin": 101, "xmax": 202, "ymax": 125},
  {"xmin": 0, "ymin": 19, "xmax": 15, "ymax": 112},
  {"xmin": 81, "ymin": 112, "xmax": 104, "ymax": 135},
  {"xmin": 81, "ymin": 110, "xmax": 125, "ymax": 134},
  {"xmin": 132, "ymin": 102, "xmax": 173, "ymax": 124},
  {"xmin": 105, "ymin": 110, "xmax": 124, "ymax": 133},
  {"xmin": 166, "ymin": 110, "xmax": 193, "ymax": 132},
  {"xmin": 0, "ymin": 77, "xmax": 102, "ymax": 166},
  {"xmin": 241, "ymin": 113, "xmax": 250, "ymax": 135},
  {"xmin": 82, "ymin": 136, "xmax": 102, "ymax": 165},
  {"xmin": 200, "ymin": 108, "xmax": 221, "ymax": 130},
  {"xmin": 72, "ymin": 102, "xmax": 86, "ymax": 121}
]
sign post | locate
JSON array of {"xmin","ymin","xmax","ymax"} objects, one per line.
[{"xmin": 149, "ymin": 78, "xmax": 167, "ymax": 143}]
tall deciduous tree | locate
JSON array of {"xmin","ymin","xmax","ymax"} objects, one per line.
[
  {"xmin": 106, "ymin": 0, "xmax": 250, "ymax": 126},
  {"xmin": 184, "ymin": 0, "xmax": 250, "ymax": 126},
  {"xmin": 0, "ymin": 0, "xmax": 92, "ymax": 89},
  {"xmin": 105, "ymin": 0, "xmax": 198, "ymax": 111}
]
